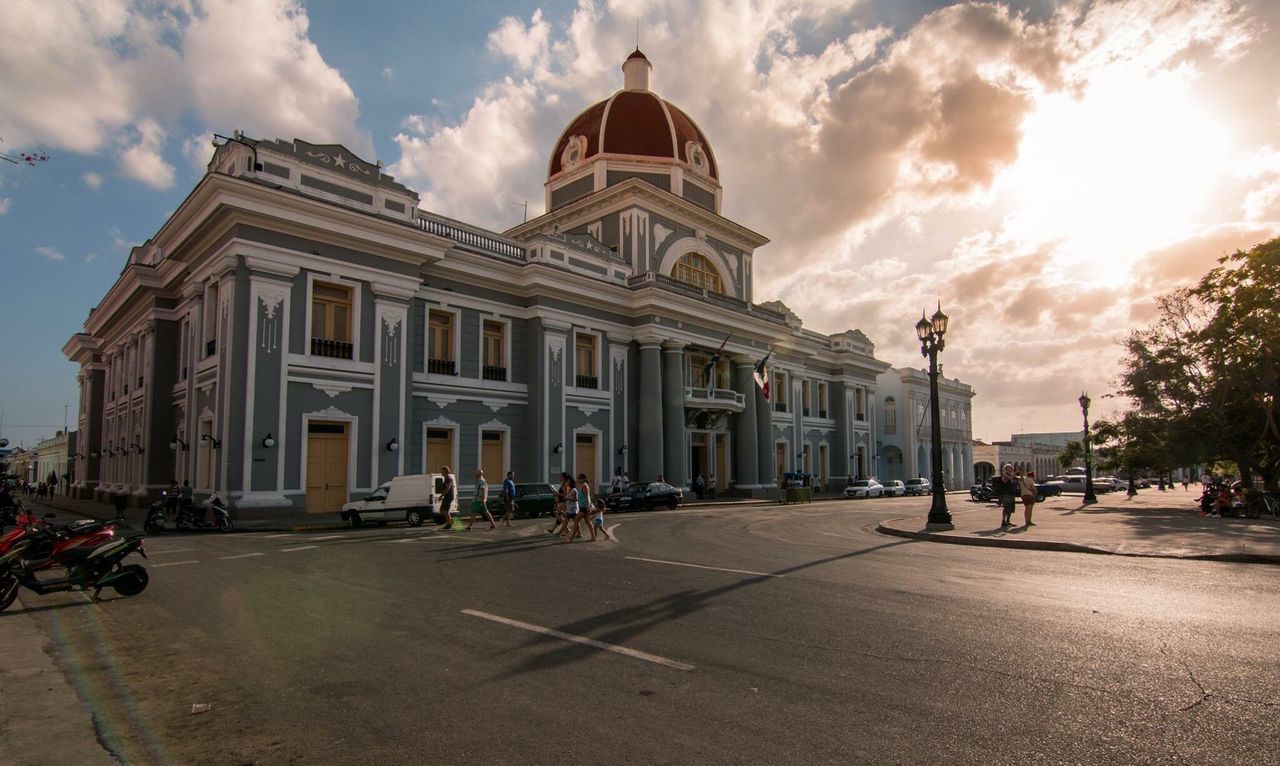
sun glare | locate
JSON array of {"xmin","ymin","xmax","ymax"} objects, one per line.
[{"xmin": 997, "ymin": 66, "xmax": 1232, "ymax": 283}]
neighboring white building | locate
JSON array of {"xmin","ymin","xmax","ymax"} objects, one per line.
[
  {"xmin": 874, "ymin": 367, "xmax": 975, "ymax": 488},
  {"xmin": 34, "ymin": 430, "xmax": 77, "ymax": 491},
  {"xmin": 973, "ymin": 431, "xmax": 1086, "ymax": 482}
]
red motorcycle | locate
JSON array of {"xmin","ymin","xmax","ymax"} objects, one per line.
[{"xmin": 0, "ymin": 514, "xmax": 148, "ymax": 611}]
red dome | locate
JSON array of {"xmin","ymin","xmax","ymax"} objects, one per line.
[{"xmin": 548, "ymin": 89, "xmax": 719, "ymax": 180}]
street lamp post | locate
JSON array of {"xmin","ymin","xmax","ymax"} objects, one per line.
[
  {"xmin": 1078, "ymin": 392, "xmax": 1098, "ymax": 505},
  {"xmin": 916, "ymin": 305, "xmax": 952, "ymax": 529}
]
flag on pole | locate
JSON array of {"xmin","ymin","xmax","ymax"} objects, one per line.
[
  {"xmin": 704, "ymin": 332, "xmax": 732, "ymax": 390},
  {"xmin": 752, "ymin": 347, "xmax": 773, "ymax": 401}
]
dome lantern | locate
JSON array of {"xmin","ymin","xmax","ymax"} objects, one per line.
[{"xmin": 622, "ymin": 48, "xmax": 651, "ymax": 91}]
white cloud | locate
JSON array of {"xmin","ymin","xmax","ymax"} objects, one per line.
[
  {"xmin": 181, "ymin": 131, "xmax": 217, "ymax": 173},
  {"xmin": 85, "ymin": 252, "xmax": 98, "ymax": 263},
  {"xmin": 0, "ymin": 0, "xmax": 368, "ymax": 181},
  {"xmin": 0, "ymin": 197, "xmax": 9, "ymax": 216},
  {"xmin": 119, "ymin": 119, "xmax": 176, "ymax": 189},
  {"xmin": 35, "ymin": 246, "xmax": 65, "ymax": 261},
  {"xmin": 82, "ymin": 171, "xmax": 103, "ymax": 190},
  {"xmin": 381, "ymin": 66, "xmax": 394, "ymax": 79},
  {"xmin": 391, "ymin": 0, "xmax": 1275, "ymax": 440}
]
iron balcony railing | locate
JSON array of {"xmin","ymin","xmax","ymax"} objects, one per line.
[
  {"xmin": 482, "ymin": 365, "xmax": 507, "ymax": 381},
  {"xmin": 428, "ymin": 358, "xmax": 457, "ymax": 375},
  {"xmin": 311, "ymin": 338, "xmax": 354, "ymax": 360},
  {"xmin": 684, "ymin": 387, "xmax": 746, "ymax": 411},
  {"xmin": 415, "ymin": 215, "xmax": 525, "ymax": 260},
  {"xmin": 575, "ymin": 375, "xmax": 599, "ymax": 389}
]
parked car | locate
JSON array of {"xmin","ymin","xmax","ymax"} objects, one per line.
[
  {"xmin": 880, "ymin": 480, "xmax": 906, "ymax": 498},
  {"xmin": 971, "ymin": 478, "xmax": 1063, "ymax": 503},
  {"xmin": 604, "ymin": 481, "xmax": 683, "ymax": 512},
  {"xmin": 903, "ymin": 478, "xmax": 931, "ymax": 496},
  {"xmin": 340, "ymin": 474, "xmax": 437, "ymax": 527},
  {"xmin": 485, "ymin": 482, "xmax": 561, "ymax": 518},
  {"xmin": 844, "ymin": 479, "xmax": 884, "ymax": 499}
]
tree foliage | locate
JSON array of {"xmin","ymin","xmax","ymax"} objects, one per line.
[{"xmin": 1117, "ymin": 237, "xmax": 1280, "ymax": 489}]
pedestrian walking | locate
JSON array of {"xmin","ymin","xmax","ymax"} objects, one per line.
[
  {"xmin": 591, "ymin": 497, "xmax": 612, "ymax": 541},
  {"xmin": 438, "ymin": 466, "xmax": 457, "ymax": 529},
  {"xmin": 993, "ymin": 464, "xmax": 1018, "ymax": 527},
  {"xmin": 498, "ymin": 470, "xmax": 517, "ymax": 527},
  {"xmin": 464, "ymin": 469, "xmax": 497, "ymax": 530},
  {"xmin": 1019, "ymin": 470, "xmax": 1038, "ymax": 526},
  {"xmin": 567, "ymin": 473, "xmax": 596, "ymax": 542},
  {"xmin": 609, "ymin": 467, "xmax": 625, "ymax": 495},
  {"xmin": 1182, "ymin": 477, "xmax": 1189, "ymax": 491},
  {"xmin": 557, "ymin": 473, "xmax": 579, "ymax": 541}
]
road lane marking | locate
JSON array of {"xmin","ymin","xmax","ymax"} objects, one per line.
[
  {"xmin": 145, "ymin": 548, "xmax": 196, "ymax": 555},
  {"xmin": 260, "ymin": 533, "xmax": 295, "ymax": 539},
  {"xmin": 279, "ymin": 545, "xmax": 317, "ymax": 552},
  {"xmin": 151, "ymin": 560, "xmax": 199, "ymax": 568},
  {"xmin": 606, "ymin": 523, "xmax": 620, "ymax": 543},
  {"xmin": 309, "ymin": 534, "xmax": 351, "ymax": 541},
  {"xmin": 219, "ymin": 552, "xmax": 265, "ymax": 560},
  {"xmin": 624, "ymin": 556, "xmax": 782, "ymax": 578},
  {"xmin": 461, "ymin": 609, "xmax": 694, "ymax": 672}
]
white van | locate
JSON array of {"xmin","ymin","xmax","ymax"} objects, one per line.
[{"xmin": 340, "ymin": 474, "xmax": 438, "ymax": 527}]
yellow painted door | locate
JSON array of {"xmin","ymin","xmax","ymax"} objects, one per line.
[
  {"xmin": 306, "ymin": 422, "xmax": 349, "ymax": 514},
  {"xmin": 481, "ymin": 431, "xmax": 504, "ymax": 488},
  {"xmin": 425, "ymin": 428, "xmax": 453, "ymax": 475},
  {"xmin": 305, "ymin": 439, "xmax": 325, "ymax": 511},
  {"xmin": 776, "ymin": 444, "xmax": 787, "ymax": 485},
  {"xmin": 575, "ymin": 434, "xmax": 596, "ymax": 488},
  {"xmin": 323, "ymin": 431, "xmax": 348, "ymax": 510}
]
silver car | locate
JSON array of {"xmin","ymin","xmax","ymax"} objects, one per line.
[
  {"xmin": 844, "ymin": 479, "xmax": 884, "ymax": 499},
  {"xmin": 880, "ymin": 480, "xmax": 906, "ymax": 497}
]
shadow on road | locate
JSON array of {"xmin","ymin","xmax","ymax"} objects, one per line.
[{"xmin": 485, "ymin": 538, "xmax": 918, "ymax": 678}]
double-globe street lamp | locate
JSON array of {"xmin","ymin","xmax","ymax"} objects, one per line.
[
  {"xmin": 1078, "ymin": 391, "xmax": 1099, "ymax": 505},
  {"xmin": 916, "ymin": 305, "xmax": 952, "ymax": 529}
]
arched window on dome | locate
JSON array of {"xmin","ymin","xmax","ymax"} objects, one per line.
[{"xmin": 671, "ymin": 253, "xmax": 724, "ymax": 294}]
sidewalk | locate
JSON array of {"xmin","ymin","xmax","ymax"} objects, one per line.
[{"xmin": 877, "ymin": 490, "xmax": 1280, "ymax": 564}]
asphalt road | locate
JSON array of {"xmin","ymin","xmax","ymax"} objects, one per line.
[{"xmin": 5, "ymin": 495, "xmax": 1276, "ymax": 765}]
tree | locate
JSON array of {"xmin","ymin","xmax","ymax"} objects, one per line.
[
  {"xmin": 1118, "ymin": 237, "xmax": 1280, "ymax": 489},
  {"xmin": 1057, "ymin": 440, "xmax": 1084, "ymax": 470}
]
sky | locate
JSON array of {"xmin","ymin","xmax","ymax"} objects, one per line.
[{"xmin": 1, "ymin": 0, "xmax": 1278, "ymax": 450}]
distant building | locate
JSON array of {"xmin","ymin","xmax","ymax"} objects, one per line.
[
  {"xmin": 973, "ymin": 430, "xmax": 1084, "ymax": 481},
  {"xmin": 874, "ymin": 367, "xmax": 976, "ymax": 488},
  {"xmin": 34, "ymin": 431, "xmax": 77, "ymax": 491}
]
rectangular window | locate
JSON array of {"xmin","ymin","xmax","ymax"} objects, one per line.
[
  {"xmin": 482, "ymin": 320, "xmax": 506, "ymax": 381},
  {"xmin": 802, "ymin": 380, "xmax": 811, "ymax": 417},
  {"xmin": 575, "ymin": 332, "xmax": 597, "ymax": 389},
  {"xmin": 774, "ymin": 372, "xmax": 788, "ymax": 412},
  {"xmin": 310, "ymin": 282, "xmax": 354, "ymax": 359},
  {"xmin": 204, "ymin": 283, "xmax": 219, "ymax": 357},
  {"xmin": 855, "ymin": 388, "xmax": 866, "ymax": 421},
  {"xmin": 817, "ymin": 382, "xmax": 828, "ymax": 418},
  {"xmin": 428, "ymin": 310, "xmax": 456, "ymax": 375}
]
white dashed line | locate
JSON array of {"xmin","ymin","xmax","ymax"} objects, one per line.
[
  {"xmin": 624, "ymin": 556, "xmax": 782, "ymax": 578},
  {"xmin": 309, "ymin": 534, "xmax": 350, "ymax": 542},
  {"xmin": 145, "ymin": 548, "xmax": 196, "ymax": 555},
  {"xmin": 151, "ymin": 560, "xmax": 199, "ymax": 568},
  {"xmin": 260, "ymin": 533, "xmax": 295, "ymax": 539},
  {"xmin": 606, "ymin": 523, "xmax": 620, "ymax": 542},
  {"xmin": 279, "ymin": 545, "xmax": 317, "ymax": 553},
  {"xmin": 219, "ymin": 552, "xmax": 265, "ymax": 560},
  {"xmin": 461, "ymin": 609, "xmax": 694, "ymax": 672}
]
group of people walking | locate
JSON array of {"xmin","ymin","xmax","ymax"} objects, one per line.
[
  {"xmin": 991, "ymin": 463, "xmax": 1038, "ymax": 528},
  {"xmin": 429, "ymin": 465, "xmax": 613, "ymax": 542}
]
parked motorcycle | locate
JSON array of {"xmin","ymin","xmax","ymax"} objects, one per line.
[
  {"xmin": 0, "ymin": 516, "xmax": 146, "ymax": 610},
  {"xmin": 144, "ymin": 500, "xmax": 168, "ymax": 535},
  {"xmin": 174, "ymin": 496, "xmax": 233, "ymax": 533}
]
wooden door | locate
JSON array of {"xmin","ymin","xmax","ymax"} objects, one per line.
[
  {"xmin": 575, "ymin": 433, "xmax": 596, "ymax": 488},
  {"xmin": 776, "ymin": 443, "xmax": 787, "ymax": 485},
  {"xmin": 425, "ymin": 428, "xmax": 453, "ymax": 475},
  {"xmin": 306, "ymin": 422, "xmax": 348, "ymax": 514},
  {"xmin": 714, "ymin": 434, "xmax": 727, "ymax": 492},
  {"xmin": 819, "ymin": 444, "xmax": 828, "ymax": 488},
  {"xmin": 481, "ymin": 431, "xmax": 504, "ymax": 488}
]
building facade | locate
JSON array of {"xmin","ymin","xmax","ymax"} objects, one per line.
[
  {"xmin": 65, "ymin": 52, "xmax": 893, "ymax": 517},
  {"xmin": 34, "ymin": 430, "xmax": 77, "ymax": 491},
  {"xmin": 973, "ymin": 431, "xmax": 1086, "ymax": 482},
  {"xmin": 874, "ymin": 367, "xmax": 976, "ymax": 488}
]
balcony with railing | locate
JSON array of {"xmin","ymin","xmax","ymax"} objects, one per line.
[
  {"xmin": 575, "ymin": 375, "xmax": 598, "ymax": 389},
  {"xmin": 427, "ymin": 358, "xmax": 457, "ymax": 375},
  {"xmin": 311, "ymin": 338, "xmax": 354, "ymax": 360},
  {"xmin": 626, "ymin": 272, "xmax": 789, "ymax": 324},
  {"xmin": 685, "ymin": 387, "xmax": 746, "ymax": 413},
  {"xmin": 482, "ymin": 365, "xmax": 507, "ymax": 381},
  {"xmin": 415, "ymin": 213, "xmax": 526, "ymax": 261}
]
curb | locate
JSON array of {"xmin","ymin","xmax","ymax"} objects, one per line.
[{"xmin": 875, "ymin": 518, "xmax": 1280, "ymax": 565}]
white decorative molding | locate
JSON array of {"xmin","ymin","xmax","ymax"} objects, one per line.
[
  {"xmin": 305, "ymin": 405, "xmax": 355, "ymax": 419},
  {"xmin": 258, "ymin": 286, "xmax": 287, "ymax": 353},
  {"xmin": 199, "ymin": 406, "xmax": 215, "ymax": 421},
  {"xmin": 653, "ymin": 223, "xmax": 672, "ymax": 249},
  {"xmin": 482, "ymin": 401, "xmax": 508, "ymax": 413},
  {"xmin": 479, "ymin": 419, "xmax": 509, "ymax": 431},
  {"xmin": 588, "ymin": 221, "xmax": 603, "ymax": 241},
  {"xmin": 380, "ymin": 305, "xmax": 406, "ymax": 368},
  {"xmin": 312, "ymin": 382, "xmax": 353, "ymax": 399},
  {"xmin": 199, "ymin": 381, "xmax": 214, "ymax": 399},
  {"xmin": 577, "ymin": 405, "xmax": 601, "ymax": 417},
  {"xmin": 425, "ymin": 415, "xmax": 460, "ymax": 428},
  {"xmin": 429, "ymin": 395, "xmax": 458, "ymax": 408}
]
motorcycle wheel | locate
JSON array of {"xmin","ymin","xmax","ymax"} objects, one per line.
[
  {"xmin": 111, "ymin": 565, "xmax": 149, "ymax": 597},
  {"xmin": 218, "ymin": 516, "xmax": 233, "ymax": 532},
  {"xmin": 0, "ymin": 572, "xmax": 19, "ymax": 612},
  {"xmin": 144, "ymin": 518, "xmax": 162, "ymax": 535}
]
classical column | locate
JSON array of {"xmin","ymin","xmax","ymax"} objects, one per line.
[
  {"xmin": 637, "ymin": 337, "xmax": 664, "ymax": 480},
  {"xmin": 661, "ymin": 340, "xmax": 687, "ymax": 486},
  {"xmin": 756, "ymin": 370, "xmax": 774, "ymax": 487},
  {"xmin": 732, "ymin": 357, "xmax": 759, "ymax": 489}
]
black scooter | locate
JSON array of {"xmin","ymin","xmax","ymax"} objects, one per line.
[
  {"xmin": 145, "ymin": 495, "xmax": 233, "ymax": 533},
  {"xmin": 0, "ymin": 534, "xmax": 149, "ymax": 609}
]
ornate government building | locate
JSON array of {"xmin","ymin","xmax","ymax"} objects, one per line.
[{"xmin": 63, "ymin": 51, "xmax": 962, "ymax": 518}]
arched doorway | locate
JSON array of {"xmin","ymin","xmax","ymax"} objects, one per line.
[
  {"xmin": 974, "ymin": 461, "xmax": 996, "ymax": 482},
  {"xmin": 916, "ymin": 444, "xmax": 927, "ymax": 480},
  {"xmin": 882, "ymin": 446, "xmax": 903, "ymax": 482}
]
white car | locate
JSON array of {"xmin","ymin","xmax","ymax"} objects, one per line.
[
  {"xmin": 844, "ymin": 479, "xmax": 884, "ymax": 498},
  {"xmin": 880, "ymin": 480, "xmax": 906, "ymax": 497}
]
